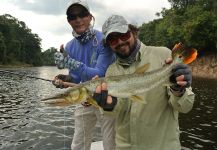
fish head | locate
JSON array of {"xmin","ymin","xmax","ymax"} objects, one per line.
[
  {"xmin": 66, "ymin": 87, "xmax": 88, "ymax": 103},
  {"xmin": 41, "ymin": 86, "xmax": 90, "ymax": 107}
]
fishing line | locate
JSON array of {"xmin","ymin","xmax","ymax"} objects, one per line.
[
  {"xmin": 82, "ymin": 106, "xmax": 86, "ymax": 150},
  {"xmin": 64, "ymin": 109, "xmax": 66, "ymax": 150}
]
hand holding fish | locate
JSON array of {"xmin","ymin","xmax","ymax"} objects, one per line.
[
  {"xmin": 52, "ymin": 74, "xmax": 75, "ymax": 88},
  {"xmin": 93, "ymin": 82, "xmax": 117, "ymax": 111},
  {"xmin": 169, "ymin": 64, "xmax": 192, "ymax": 96}
]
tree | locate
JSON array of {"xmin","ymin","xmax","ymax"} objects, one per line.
[
  {"xmin": 41, "ymin": 47, "xmax": 57, "ymax": 66},
  {"xmin": 0, "ymin": 33, "xmax": 7, "ymax": 64},
  {"xmin": 0, "ymin": 14, "xmax": 43, "ymax": 66},
  {"xmin": 139, "ymin": 0, "xmax": 217, "ymax": 54}
]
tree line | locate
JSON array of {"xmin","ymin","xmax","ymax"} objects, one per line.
[
  {"xmin": 0, "ymin": 0, "xmax": 216, "ymax": 66},
  {"xmin": 0, "ymin": 14, "xmax": 57, "ymax": 66},
  {"xmin": 139, "ymin": 0, "xmax": 217, "ymax": 55}
]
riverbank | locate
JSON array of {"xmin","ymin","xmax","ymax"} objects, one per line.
[
  {"xmin": 191, "ymin": 54, "xmax": 217, "ymax": 79},
  {"xmin": 1, "ymin": 55, "xmax": 217, "ymax": 79}
]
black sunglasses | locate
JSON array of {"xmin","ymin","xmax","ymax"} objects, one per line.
[{"xmin": 67, "ymin": 11, "xmax": 90, "ymax": 21}]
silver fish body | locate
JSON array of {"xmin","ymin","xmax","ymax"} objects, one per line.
[
  {"xmin": 42, "ymin": 58, "xmax": 180, "ymax": 106},
  {"xmin": 42, "ymin": 43, "xmax": 197, "ymax": 106}
]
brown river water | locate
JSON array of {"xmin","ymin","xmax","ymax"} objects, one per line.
[{"xmin": 0, "ymin": 66, "xmax": 216, "ymax": 150}]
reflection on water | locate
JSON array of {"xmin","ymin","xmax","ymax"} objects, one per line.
[
  {"xmin": 0, "ymin": 67, "xmax": 101, "ymax": 150},
  {"xmin": 180, "ymin": 77, "xmax": 217, "ymax": 150},
  {"xmin": 0, "ymin": 67, "xmax": 217, "ymax": 150}
]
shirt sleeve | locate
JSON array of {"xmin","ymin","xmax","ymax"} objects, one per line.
[
  {"xmin": 73, "ymin": 46, "xmax": 115, "ymax": 82},
  {"xmin": 167, "ymin": 87, "xmax": 195, "ymax": 113}
]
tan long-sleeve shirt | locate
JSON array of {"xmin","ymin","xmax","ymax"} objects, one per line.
[{"xmin": 105, "ymin": 43, "xmax": 195, "ymax": 150}]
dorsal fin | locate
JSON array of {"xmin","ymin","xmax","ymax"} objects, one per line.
[{"xmin": 134, "ymin": 63, "xmax": 150, "ymax": 74}]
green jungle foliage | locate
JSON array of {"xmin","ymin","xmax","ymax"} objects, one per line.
[
  {"xmin": 0, "ymin": 14, "xmax": 57, "ymax": 66},
  {"xmin": 1, "ymin": 0, "xmax": 216, "ymax": 66},
  {"xmin": 0, "ymin": 14, "xmax": 42, "ymax": 65},
  {"xmin": 139, "ymin": 0, "xmax": 217, "ymax": 56},
  {"xmin": 41, "ymin": 47, "xmax": 57, "ymax": 66}
]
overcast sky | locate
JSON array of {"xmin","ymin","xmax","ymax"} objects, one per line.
[{"xmin": 0, "ymin": 0, "xmax": 171, "ymax": 51}]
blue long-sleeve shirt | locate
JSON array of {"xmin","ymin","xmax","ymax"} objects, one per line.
[{"xmin": 64, "ymin": 30, "xmax": 114, "ymax": 83}]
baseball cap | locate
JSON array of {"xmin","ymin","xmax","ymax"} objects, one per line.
[
  {"xmin": 66, "ymin": 0, "xmax": 90, "ymax": 14},
  {"xmin": 102, "ymin": 15, "xmax": 129, "ymax": 40}
]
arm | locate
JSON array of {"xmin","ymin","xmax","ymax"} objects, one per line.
[
  {"xmin": 55, "ymin": 45, "xmax": 114, "ymax": 81},
  {"xmin": 168, "ymin": 64, "xmax": 195, "ymax": 113},
  {"xmin": 168, "ymin": 87, "xmax": 195, "ymax": 113},
  {"xmin": 68, "ymin": 47, "xmax": 115, "ymax": 81}
]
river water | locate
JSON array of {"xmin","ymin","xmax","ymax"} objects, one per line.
[{"xmin": 0, "ymin": 66, "xmax": 216, "ymax": 150}]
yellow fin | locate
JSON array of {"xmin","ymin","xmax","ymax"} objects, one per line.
[
  {"xmin": 134, "ymin": 63, "xmax": 150, "ymax": 74},
  {"xmin": 130, "ymin": 95, "xmax": 147, "ymax": 104}
]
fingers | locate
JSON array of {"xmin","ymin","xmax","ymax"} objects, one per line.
[
  {"xmin": 52, "ymin": 79, "xmax": 64, "ymax": 88},
  {"xmin": 95, "ymin": 82, "xmax": 107, "ymax": 93},
  {"xmin": 176, "ymin": 75, "xmax": 185, "ymax": 81},
  {"xmin": 175, "ymin": 75, "xmax": 191, "ymax": 87},
  {"xmin": 176, "ymin": 75, "xmax": 186, "ymax": 86},
  {"xmin": 101, "ymin": 82, "xmax": 107, "ymax": 91},
  {"xmin": 165, "ymin": 58, "xmax": 173, "ymax": 64},
  {"xmin": 95, "ymin": 85, "xmax": 102, "ymax": 93},
  {"xmin": 176, "ymin": 80, "xmax": 187, "ymax": 87},
  {"xmin": 107, "ymin": 96, "xmax": 113, "ymax": 104}
]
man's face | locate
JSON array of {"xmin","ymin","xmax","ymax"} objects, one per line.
[
  {"xmin": 106, "ymin": 31, "xmax": 136, "ymax": 57},
  {"xmin": 67, "ymin": 5, "xmax": 92, "ymax": 34}
]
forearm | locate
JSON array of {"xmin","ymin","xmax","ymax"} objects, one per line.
[
  {"xmin": 168, "ymin": 87, "xmax": 195, "ymax": 113},
  {"xmin": 64, "ymin": 56, "xmax": 106, "ymax": 80}
]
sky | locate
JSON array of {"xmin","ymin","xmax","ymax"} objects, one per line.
[{"xmin": 0, "ymin": 0, "xmax": 171, "ymax": 51}]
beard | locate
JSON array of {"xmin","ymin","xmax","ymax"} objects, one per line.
[{"xmin": 115, "ymin": 42, "xmax": 135, "ymax": 59}]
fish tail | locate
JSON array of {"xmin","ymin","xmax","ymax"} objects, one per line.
[{"xmin": 172, "ymin": 42, "xmax": 198, "ymax": 64}]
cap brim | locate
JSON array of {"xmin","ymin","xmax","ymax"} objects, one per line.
[
  {"xmin": 67, "ymin": 2, "xmax": 90, "ymax": 13},
  {"xmin": 105, "ymin": 25, "xmax": 128, "ymax": 40}
]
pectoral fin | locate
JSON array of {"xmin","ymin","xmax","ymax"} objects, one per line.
[{"xmin": 134, "ymin": 63, "xmax": 150, "ymax": 74}]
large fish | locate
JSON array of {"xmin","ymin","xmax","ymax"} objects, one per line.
[{"xmin": 41, "ymin": 43, "xmax": 197, "ymax": 107}]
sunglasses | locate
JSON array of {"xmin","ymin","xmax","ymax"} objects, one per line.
[
  {"xmin": 107, "ymin": 31, "xmax": 131, "ymax": 46},
  {"xmin": 67, "ymin": 11, "xmax": 90, "ymax": 21}
]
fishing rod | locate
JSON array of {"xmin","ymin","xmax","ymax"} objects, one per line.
[
  {"xmin": 0, "ymin": 69, "xmax": 77, "ymax": 87},
  {"xmin": 0, "ymin": 69, "xmax": 53, "ymax": 82}
]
